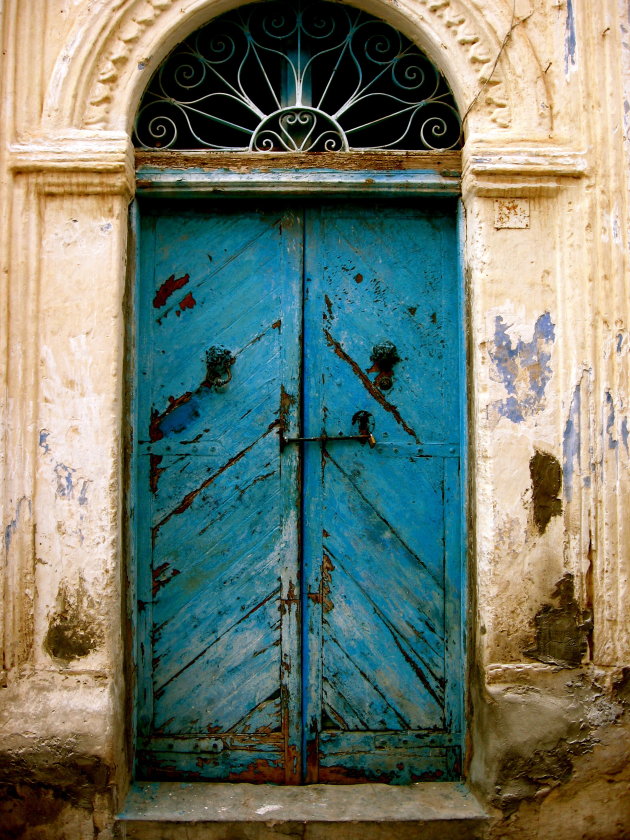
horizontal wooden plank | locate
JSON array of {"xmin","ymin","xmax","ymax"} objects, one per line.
[{"xmin": 135, "ymin": 150, "xmax": 462, "ymax": 174}]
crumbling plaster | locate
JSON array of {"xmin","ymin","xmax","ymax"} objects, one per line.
[{"xmin": 0, "ymin": 0, "xmax": 629, "ymax": 838}]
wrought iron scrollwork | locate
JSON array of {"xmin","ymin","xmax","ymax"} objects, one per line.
[{"xmin": 134, "ymin": 0, "xmax": 461, "ymax": 152}]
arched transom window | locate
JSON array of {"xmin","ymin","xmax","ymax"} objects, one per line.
[{"xmin": 134, "ymin": 0, "xmax": 461, "ymax": 152}]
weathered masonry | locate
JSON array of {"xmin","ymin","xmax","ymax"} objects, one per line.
[{"xmin": 1, "ymin": 1, "xmax": 629, "ymax": 839}]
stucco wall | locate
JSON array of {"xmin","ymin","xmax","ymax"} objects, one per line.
[{"xmin": 0, "ymin": 0, "xmax": 629, "ymax": 837}]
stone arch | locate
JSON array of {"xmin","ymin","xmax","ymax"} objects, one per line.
[{"xmin": 43, "ymin": 0, "xmax": 552, "ymax": 142}]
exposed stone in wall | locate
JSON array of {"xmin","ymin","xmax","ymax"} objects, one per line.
[
  {"xmin": 481, "ymin": 669, "xmax": 630, "ymax": 840},
  {"xmin": 44, "ymin": 577, "xmax": 104, "ymax": 664},
  {"xmin": 525, "ymin": 574, "xmax": 591, "ymax": 668},
  {"xmin": 0, "ymin": 743, "xmax": 115, "ymax": 840},
  {"xmin": 529, "ymin": 450, "xmax": 562, "ymax": 535}
]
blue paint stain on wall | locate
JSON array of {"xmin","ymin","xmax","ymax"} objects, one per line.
[
  {"xmin": 622, "ymin": 417, "xmax": 629, "ymax": 453},
  {"xmin": 39, "ymin": 429, "xmax": 51, "ymax": 454},
  {"xmin": 78, "ymin": 480, "xmax": 90, "ymax": 506},
  {"xmin": 489, "ymin": 312, "xmax": 555, "ymax": 423},
  {"xmin": 55, "ymin": 463, "xmax": 75, "ymax": 498},
  {"xmin": 617, "ymin": 333, "xmax": 624, "ymax": 354},
  {"xmin": 563, "ymin": 382, "xmax": 581, "ymax": 503},
  {"xmin": 605, "ymin": 391, "xmax": 618, "ymax": 450},
  {"xmin": 565, "ymin": 0, "xmax": 577, "ymax": 74},
  {"xmin": 4, "ymin": 497, "xmax": 32, "ymax": 551}
]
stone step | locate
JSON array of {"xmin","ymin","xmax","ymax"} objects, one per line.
[{"xmin": 116, "ymin": 781, "xmax": 487, "ymax": 839}]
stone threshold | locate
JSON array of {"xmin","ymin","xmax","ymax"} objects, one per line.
[{"xmin": 117, "ymin": 781, "xmax": 488, "ymax": 839}]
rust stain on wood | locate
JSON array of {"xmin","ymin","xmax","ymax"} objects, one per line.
[
  {"xmin": 322, "ymin": 553, "xmax": 334, "ymax": 613},
  {"xmin": 149, "ymin": 454, "xmax": 165, "ymax": 494},
  {"xmin": 227, "ymin": 758, "xmax": 284, "ymax": 784},
  {"xmin": 324, "ymin": 328, "xmax": 419, "ymax": 441},
  {"xmin": 152, "ymin": 562, "xmax": 181, "ymax": 596},
  {"xmin": 152, "ymin": 427, "xmax": 275, "ymax": 538}
]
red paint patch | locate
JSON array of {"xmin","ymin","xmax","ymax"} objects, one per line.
[
  {"xmin": 152, "ymin": 562, "xmax": 181, "ymax": 596},
  {"xmin": 149, "ymin": 454, "xmax": 165, "ymax": 494},
  {"xmin": 354, "ymin": 273, "xmax": 364, "ymax": 283},
  {"xmin": 153, "ymin": 273, "xmax": 190, "ymax": 308},
  {"xmin": 179, "ymin": 292, "xmax": 196, "ymax": 311}
]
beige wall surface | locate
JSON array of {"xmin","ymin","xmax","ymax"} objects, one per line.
[{"xmin": 0, "ymin": 1, "xmax": 629, "ymax": 838}]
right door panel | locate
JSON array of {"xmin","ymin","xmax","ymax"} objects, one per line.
[{"xmin": 302, "ymin": 202, "xmax": 463, "ymax": 783}]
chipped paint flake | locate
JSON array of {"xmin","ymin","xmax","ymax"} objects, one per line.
[
  {"xmin": 565, "ymin": 0, "xmax": 577, "ymax": 75},
  {"xmin": 54, "ymin": 463, "xmax": 76, "ymax": 498},
  {"xmin": 38, "ymin": 429, "xmax": 51, "ymax": 454},
  {"xmin": 563, "ymin": 381, "xmax": 582, "ymax": 503},
  {"xmin": 4, "ymin": 497, "xmax": 31, "ymax": 551}
]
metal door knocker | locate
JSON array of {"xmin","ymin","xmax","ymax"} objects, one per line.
[
  {"xmin": 368, "ymin": 341, "xmax": 401, "ymax": 391},
  {"xmin": 203, "ymin": 346, "xmax": 236, "ymax": 388}
]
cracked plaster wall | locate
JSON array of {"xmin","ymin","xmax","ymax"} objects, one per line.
[{"xmin": 0, "ymin": 0, "xmax": 629, "ymax": 838}]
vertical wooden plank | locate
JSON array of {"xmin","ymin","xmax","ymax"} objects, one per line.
[
  {"xmin": 302, "ymin": 208, "xmax": 325, "ymax": 782},
  {"xmin": 278, "ymin": 206, "xmax": 303, "ymax": 784},
  {"xmin": 444, "ymin": 456, "xmax": 463, "ymax": 753},
  {"xmin": 135, "ymin": 212, "xmax": 157, "ymax": 746}
]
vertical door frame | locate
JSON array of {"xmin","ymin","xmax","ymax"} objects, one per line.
[{"xmin": 129, "ymin": 163, "xmax": 468, "ymax": 781}]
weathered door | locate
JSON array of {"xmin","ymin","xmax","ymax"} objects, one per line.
[{"xmin": 134, "ymin": 199, "xmax": 464, "ymax": 784}]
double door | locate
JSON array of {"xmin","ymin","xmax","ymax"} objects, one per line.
[{"xmin": 134, "ymin": 198, "xmax": 464, "ymax": 783}]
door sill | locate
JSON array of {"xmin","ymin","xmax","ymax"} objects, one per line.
[{"xmin": 117, "ymin": 781, "xmax": 487, "ymax": 838}]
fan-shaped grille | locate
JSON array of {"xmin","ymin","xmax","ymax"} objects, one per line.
[{"xmin": 134, "ymin": 0, "xmax": 462, "ymax": 152}]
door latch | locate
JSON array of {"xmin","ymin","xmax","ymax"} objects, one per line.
[{"xmin": 280, "ymin": 411, "xmax": 376, "ymax": 451}]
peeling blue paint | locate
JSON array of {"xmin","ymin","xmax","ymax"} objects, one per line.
[
  {"xmin": 78, "ymin": 480, "xmax": 90, "ymax": 506},
  {"xmin": 489, "ymin": 312, "xmax": 555, "ymax": 423},
  {"xmin": 55, "ymin": 463, "xmax": 75, "ymax": 498},
  {"xmin": 4, "ymin": 497, "xmax": 31, "ymax": 551},
  {"xmin": 605, "ymin": 391, "xmax": 618, "ymax": 450},
  {"xmin": 563, "ymin": 382, "xmax": 581, "ymax": 503},
  {"xmin": 617, "ymin": 333, "xmax": 625, "ymax": 353},
  {"xmin": 565, "ymin": 0, "xmax": 577, "ymax": 74},
  {"xmin": 39, "ymin": 429, "xmax": 51, "ymax": 454},
  {"xmin": 622, "ymin": 417, "xmax": 629, "ymax": 453}
]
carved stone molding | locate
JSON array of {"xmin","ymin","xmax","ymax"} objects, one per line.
[
  {"xmin": 9, "ymin": 135, "xmax": 135, "ymax": 197},
  {"xmin": 42, "ymin": 0, "xmax": 551, "ymax": 142},
  {"xmin": 411, "ymin": 0, "xmax": 511, "ymax": 127},
  {"xmin": 462, "ymin": 145, "xmax": 589, "ymax": 197}
]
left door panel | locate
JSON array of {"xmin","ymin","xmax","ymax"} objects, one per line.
[{"xmin": 135, "ymin": 204, "xmax": 302, "ymax": 782}]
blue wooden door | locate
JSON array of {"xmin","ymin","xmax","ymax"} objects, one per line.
[{"xmin": 134, "ymin": 199, "xmax": 463, "ymax": 784}]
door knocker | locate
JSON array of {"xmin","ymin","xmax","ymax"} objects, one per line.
[
  {"xmin": 368, "ymin": 341, "xmax": 401, "ymax": 391},
  {"xmin": 203, "ymin": 346, "xmax": 236, "ymax": 388}
]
